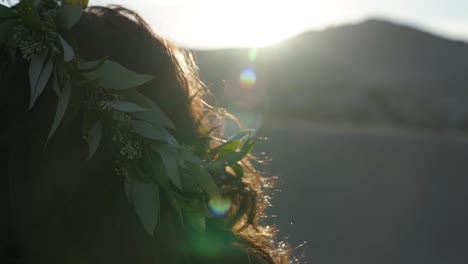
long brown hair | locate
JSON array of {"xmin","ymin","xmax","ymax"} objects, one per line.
[{"xmin": 0, "ymin": 5, "xmax": 291, "ymax": 264}]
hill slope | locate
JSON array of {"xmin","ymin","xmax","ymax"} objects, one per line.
[{"xmin": 193, "ymin": 19, "xmax": 468, "ymax": 131}]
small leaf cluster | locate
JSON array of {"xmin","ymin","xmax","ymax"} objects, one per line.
[{"xmin": 14, "ymin": 2, "xmax": 60, "ymax": 60}]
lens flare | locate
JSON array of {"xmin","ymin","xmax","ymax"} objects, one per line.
[
  {"xmin": 240, "ymin": 67, "xmax": 256, "ymax": 89},
  {"xmin": 249, "ymin": 48, "xmax": 258, "ymax": 62},
  {"xmin": 208, "ymin": 196, "xmax": 232, "ymax": 217}
]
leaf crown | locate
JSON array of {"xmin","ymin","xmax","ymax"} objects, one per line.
[{"xmin": 0, "ymin": 0, "xmax": 255, "ymax": 235}]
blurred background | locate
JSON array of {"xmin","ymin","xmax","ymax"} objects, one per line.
[{"xmin": 98, "ymin": 1, "xmax": 468, "ymax": 263}]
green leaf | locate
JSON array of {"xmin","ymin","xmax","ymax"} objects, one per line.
[
  {"xmin": 52, "ymin": 70, "xmax": 61, "ymax": 97},
  {"xmin": 86, "ymin": 120, "xmax": 102, "ymax": 159},
  {"xmin": 0, "ymin": 4, "xmax": 18, "ymax": 19},
  {"xmin": 82, "ymin": 60, "xmax": 154, "ymax": 90},
  {"xmin": 76, "ymin": 59, "xmax": 107, "ymax": 72},
  {"xmin": 228, "ymin": 129, "xmax": 255, "ymax": 141},
  {"xmin": 144, "ymin": 152, "xmax": 184, "ymax": 225},
  {"xmin": 59, "ymin": 35, "xmax": 74, "ymax": 62},
  {"xmin": 81, "ymin": 111, "xmax": 97, "ymax": 138},
  {"xmin": 186, "ymin": 161, "xmax": 220, "ymax": 198},
  {"xmin": 211, "ymin": 141, "xmax": 239, "ymax": 158},
  {"xmin": 132, "ymin": 105, "xmax": 175, "ymax": 129},
  {"xmin": 152, "ymin": 144, "xmax": 182, "ymax": 189},
  {"xmin": 20, "ymin": 0, "xmax": 42, "ymax": 30},
  {"xmin": 109, "ymin": 101, "xmax": 146, "ymax": 112},
  {"xmin": 28, "ymin": 55, "xmax": 45, "ymax": 105},
  {"xmin": 59, "ymin": 4, "xmax": 82, "ymax": 30},
  {"xmin": 208, "ymin": 140, "xmax": 254, "ymax": 171},
  {"xmin": 229, "ymin": 163, "xmax": 244, "ymax": 178},
  {"xmin": 132, "ymin": 120, "xmax": 170, "ymax": 141},
  {"xmin": 215, "ymin": 131, "xmax": 255, "ymax": 163},
  {"xmin": 29, "ymin": 55, "xmax": 53, "ymax": 109},
  {"xmin": 47, "ymin": 78, "xmax": 71, "ymax": 140},
  {"xmin": 108, "ymin": 89, "xmax": 157, "ymax": 112},
  {"xmin": 125, "ymin": 178, "xmax": 160, "ymax": 236},
  {"xmin": 220, "ymin": 139, "xmax": 255, "ymax": 164},
  {"xmin": 0, "ymin": 19, "xmax": 16, "ymax": 43},
  {"xmin": 119, "ymin": 89, "xmax": 155, "ymax": 109},
  {"xmin": 208, "ymin": 130, "xmax": 254, "ymax": 159},
  {"xmin": 181, "ymin": 149, "xmax": 203, "ymax": 165},
  {"xmin": 169, "ymin": 196, "xmax": 184, "ymax": 225}
]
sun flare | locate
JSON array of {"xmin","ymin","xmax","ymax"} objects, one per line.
[
  {"xmin": 195, "ymin": 0, "xmax": 316, "ymax": 48},
  {"xmin": 110, "ymin": 0, "xmax": 344, "ymax": 49}
]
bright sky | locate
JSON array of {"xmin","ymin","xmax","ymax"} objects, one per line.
[{"xmin": 93, "ymin": 0, "xmax": 468, "ymax": 49}]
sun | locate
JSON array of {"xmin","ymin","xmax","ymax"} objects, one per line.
[
  {"xmin": 126, "ymin": 0, "xmax": 338, "ymax": 49},
  {"xmin": 194, "ymin": 0, "xmax": 314, "ymax": 48}
]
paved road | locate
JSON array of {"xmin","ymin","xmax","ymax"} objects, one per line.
[{"xmin": 255, "ymin": 122, "xmax": 468, "ymax": 264}]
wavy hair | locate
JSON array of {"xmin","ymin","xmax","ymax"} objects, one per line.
[{"xmin": 0, "ymin": 5, "xmax": 291, "ymax": 264}]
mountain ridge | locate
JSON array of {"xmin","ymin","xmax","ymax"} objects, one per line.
[{"xmin": 193, "ymin": 19, "xmax": 468, "ymax": 131}]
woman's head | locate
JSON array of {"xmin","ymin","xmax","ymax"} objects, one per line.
[
  {"xmin": 74, "ymin": 6, "xmax": 201, "ymax": 143},
  {"xmin": 1, "ymin": 4, "xmax": 290, "ymax": 264}
]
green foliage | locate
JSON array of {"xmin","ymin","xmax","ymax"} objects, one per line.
[
  {"xmin": 14, "ymin": 3, "xmax": 60, "ymax": 60},
  {"xmin": 52, "ymin": 70, "xmax": 61, "ymax": 96},
  {"xmin": 153, "ymin": 144, "xmax": 182, "ymax": 189},
  {"xmin": 82, "ymin": 60, "xmax": 154, "ymax": 90},
  {"xmin": 58, "ymin": 35, "xmax": 74, "ymax": 61},
  {"xmin": 76, "ymin": 59, "xmax": 107, "ymax": 72},
  {"xmin": 229, "ymin": 163, "xmax": 244, "ymax": 178},
  {"xmin": 132, "ymin": 120, "xmax": 170, "ymax": 141},
  {"xmin": 132, "ymin": 107, "xmax": 175, "ymax": 129},
  {"xmin": 106, "ymin": 89, "xmax": 158, "ymax": 116},
  {"xmin": 28, "ymin": 54, "xmax": 53, "ymax": 109},
  {"xmin": 82, "ymin": 110, "xmax": 97, "ymax": 138},
  {"xmin": 20, "ymin": 0, "xmax": 43, "ymax": 30},
  {"xmin": 125, "ymin": 178, "xmax": 160, "ymax": 235},
  {"xmin": 186, "ymin": 161, "xmax": 220, "ymax": 198},
  {"xmin": 207, "ymin": 129, "xmax": 255, "ymax": 166},
  {"xmin": 2, "ymin": 0, "xmax": 256, "ymax": 237},
  {"xmin": 47, "ymin": 77, "xmax": 70, "ymax": 140},
  {"xmin": 86, "ymin": 119, "xmax": 102, "ymax": 159},
  {"xmin": 110, "ymin": 101, "xmax": 146, "ymax": 112},
  {"xmin": 119, "ymin": 89, "xmax": 156, "ymax": 109},
  {"xmin": 144, "ymin": 150, "xmax": 184, "ymax": 225}
]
